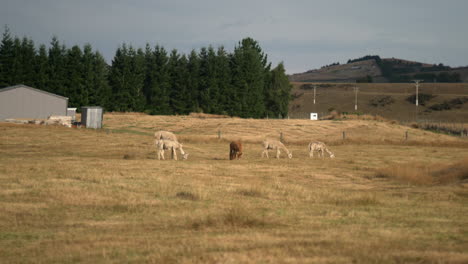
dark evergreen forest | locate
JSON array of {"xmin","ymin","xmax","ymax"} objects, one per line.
[{"xmin": 0, "ymin": 27, "xmax": 292, "ymax": 118}]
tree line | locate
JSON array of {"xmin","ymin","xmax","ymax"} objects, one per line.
[{"xmin": 0, "ymin": 27, "xmax": 291, "ymax": 118}]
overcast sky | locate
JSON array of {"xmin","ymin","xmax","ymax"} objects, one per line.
[{"xmin": 1, "ymin": 0, "xmax": 468, "ymax": 74}]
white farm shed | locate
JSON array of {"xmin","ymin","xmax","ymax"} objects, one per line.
[{"xmin": 0, "ymin": 84, "xmax": 68, "ymax": 120}]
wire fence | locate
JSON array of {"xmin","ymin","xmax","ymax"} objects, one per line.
[{"xmin": 270, "ymin": 112, "xmax": 468, "ymax": 138}]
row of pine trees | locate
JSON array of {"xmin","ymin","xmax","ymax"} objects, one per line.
[{"xmin": 0, "ymin": 27, "xmax": 291, "ymax": 118}]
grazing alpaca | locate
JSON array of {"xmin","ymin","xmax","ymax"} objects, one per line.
[
  {"xmin": 308, "ymin": 141, "xmax": 335, "ymax": 158},
  {"xmin": 229, "ymin": 141, "xmax": 243, "ymax": 160},
  {"xmin": 262, "ymin": 140, "xmax": 292, "ymax": 159},
  {"xmin": 156, "ymin": 139, "xmax": 188, "ymax": 160},
  {"xmin": 154, "ymin": 130, "xmax": 178, "ymax": 142}
]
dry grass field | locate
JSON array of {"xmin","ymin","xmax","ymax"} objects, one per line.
[{"xmin": 1, "ymin": 113, "xmax": 468, "ymax": 263}]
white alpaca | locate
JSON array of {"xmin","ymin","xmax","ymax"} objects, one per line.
[
  {"xmin": 156, "ymin": 139, "xmax": 188, "ymax": 160},
  {"xmin": 154, "ymin": 130, "xmax": 178, "ymax": 142},
  {"xmin": 262, "ymin": 140, "xmax": 292, "ymax": 159},
  {"xmin": 308, "ymin": 141, "xmax": 335, "ymax": 158}
]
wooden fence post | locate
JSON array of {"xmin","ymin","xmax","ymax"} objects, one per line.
[
  {"xmin": 342, "ymin": 131, "xmax": 346, "ymax": 140},
  {"xmin": 405, "ymin": 130, "xmax": 408, "ymax": 141},
  {"xmin": 280, "ymin": 132, "xmax": 284, "ymax": 142},
  {"xmin": 218, "ymin": 130, "xmax": 221, "ymax": 139}
]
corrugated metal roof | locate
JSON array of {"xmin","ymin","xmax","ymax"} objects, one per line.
[{"xmin": 0, "ymin": 84, "xmax": 69, "ymax": 100}]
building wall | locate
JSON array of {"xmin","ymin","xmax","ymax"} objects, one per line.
[{"xmin": 0, "ymin": 86, "xmax": 68, "ymax": 120}]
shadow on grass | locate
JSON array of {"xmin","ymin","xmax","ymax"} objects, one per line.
[{"xmin": 188, "ymin": 207, "xmax": 278, "ymax": 230}]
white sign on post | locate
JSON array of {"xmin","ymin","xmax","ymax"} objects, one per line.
[{"xmin": 310, "ymin": 113, "xmax": 318, "ymax": 120}]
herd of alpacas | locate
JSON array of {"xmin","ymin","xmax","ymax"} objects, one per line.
[{"xmin": 154, "ymin": 130, "xmax": 335, "ymax": 160}]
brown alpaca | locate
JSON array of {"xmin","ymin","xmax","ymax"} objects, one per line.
[{"xmin": 229, "ymin": 141, "xmax": 243, "ymax": 160}]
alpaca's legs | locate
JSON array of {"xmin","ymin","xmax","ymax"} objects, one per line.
[
  {"xmin": 276, "ymin": 149, "xmax": 281, "ymax": 159},
  {"xmin": 262, "ymin": 149, "xmax": 269, "ymax": 158},
  {"xmin": 173, "ymin": 147, "xmax": 178, "ymax": 160}
]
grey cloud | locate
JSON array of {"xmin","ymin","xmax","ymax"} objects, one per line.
[{"xmin": 1, "ymin": 0, "xmax": 467, "ymax": 73}]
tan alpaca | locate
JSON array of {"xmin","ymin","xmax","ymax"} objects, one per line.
[
  {"xmin": 262, "ymin": 139, "xmax": 292, "ymax": 159},
  {"xmin": 156, "ymin": 139, "xmax": 188, "ymax": 160},
  {"xmin": 154, "ymin": 130, "xmax": 178, "ymax": 142},
  {"xmin": 308, "ymin": 141, "xmax": 335, "ymax": 158}
]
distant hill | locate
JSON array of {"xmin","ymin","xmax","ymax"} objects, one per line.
[{"xmin": 289, "ymin": 55, "xmax": 468, "ymax": 83}]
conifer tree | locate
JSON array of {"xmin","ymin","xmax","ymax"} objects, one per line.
[
  {"xmin": 148, "ymin": 45, "xmax": 171, "ymax": 114},
  {"xmin": 267, "ymin": 62, "xmax": 291, "ymax": 118},
  {"xmin": 109, "ymin": 44, "xmax": 145, "ymax": 111},
  {"xmin": 64, "ymin": 45, "xmax": 85, "ymax": 107},
  {"xmin": 0, "ymin": 26, "xmax": 14, "ymax": 87},
  {"xmin": 168, "ymin": 50, "xmax": 190, "ymax": 114},
  {"xmin": 92, "ymin": 51, "xmax": 111, "ymax": 109},
  {"xmin": 34, "ymin": 44, "xmax": 48, "ymax": 90},
  {"xmin": 206, "ymin": 46, "xmax": 221, "ymax": 113},
  {"xmin": 81, "ymin": 44, "xmax": 94, "ymax": 106},
  {"xmin": 231, "ymin": 38, "xmax": 268, "ymax": 118},
  {"xmin": 215, "ymin": 46, "xmax": 232, "ymax": 115},
  {"xmin": 143, "ymin": 44, "xmax": 154, "ymax": 107},
  {"xmin": 10, "ymin": 37, "xmax": 23, "ymax": 85},
  {"xmin": 129, "ymin": 47, "xmax": 146, "ymax": 111},
  {"xmin": 109, "ymin": 44, "xmax": 131, "ymax": 111},
  {"xmin": 19, "ymin": 37, "xmax": 36, "ymax": 87},
  {"xmin": 47, "ymin": 36, "xmax": 66, "ymax": 95},
  {"xmin": 187, "ymin": 50, "xmax": 201, "ymax": 112},
  {"xmin": 198, "ymin": 46, "xmax": 218, "ymax": 113}
]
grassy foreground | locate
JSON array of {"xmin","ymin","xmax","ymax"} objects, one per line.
[{"xmin": 1, "ymin": 113, "xmax": 468, "ymax": 263}]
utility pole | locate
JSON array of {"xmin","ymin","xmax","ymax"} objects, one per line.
[
  {"xmin": 313, "ymin": 85, "xmax": 316, "ymax": 104},
  {"xmin": 412, "ymin": 80, "xmax": 423, "ymax": 106},
  {"xmin": 353, "ymin": 86, "xmax": 359, "ymax": 111}
]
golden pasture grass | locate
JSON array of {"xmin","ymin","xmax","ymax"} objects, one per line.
[
  {"xmin": 102, "ymin": 112, "xmax": 468, "ymax": 147},
  {"xmin": 1, "ymin": 118, "xmax": 468, "ymax": 263},
  {"xmin": 376, "ymin": 158, "xmax": 468, "ymax": 186}
]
